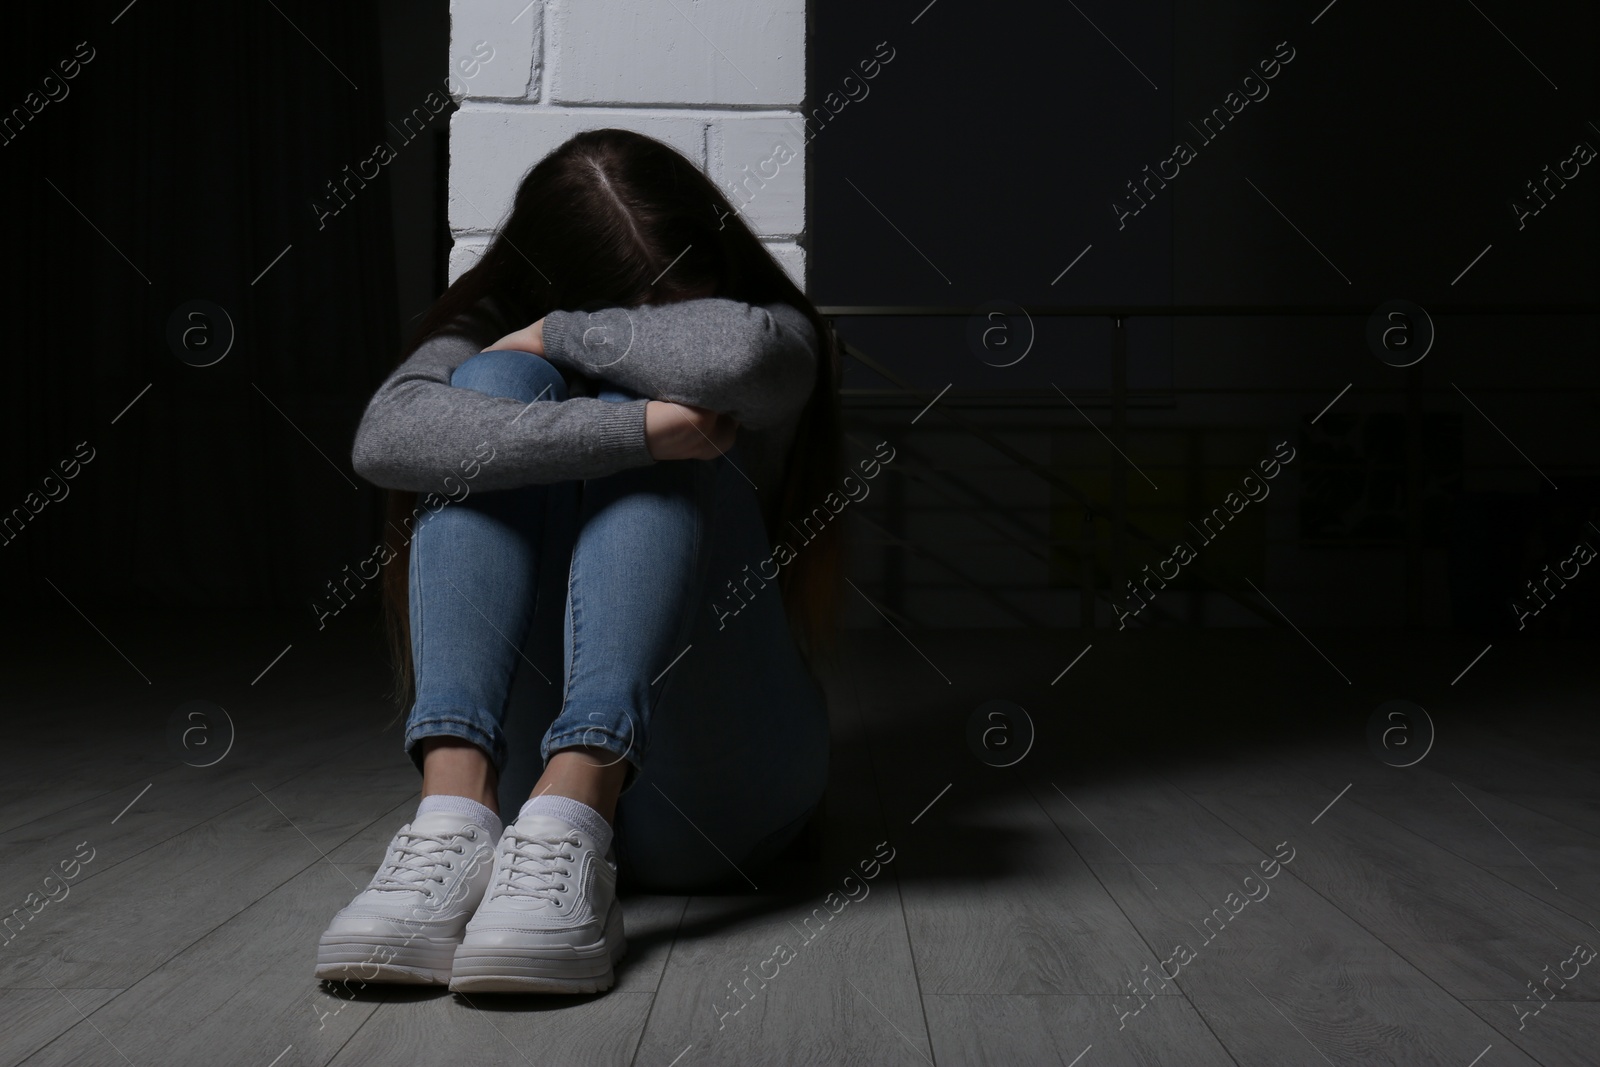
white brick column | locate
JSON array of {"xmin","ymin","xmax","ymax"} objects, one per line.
[{"xmin": 445, "ymin": 0, "xmax": 807, "ymax": 290}]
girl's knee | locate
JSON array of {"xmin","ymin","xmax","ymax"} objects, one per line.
[
  {"xmin": 594, "ymin": 381, "xmax": 644, "ymax": 404},
  {"xmin": 451, "ymin": 350, "xmax": 568, "ymax": 403}
]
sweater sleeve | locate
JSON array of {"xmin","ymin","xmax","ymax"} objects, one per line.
[
  {"xmin": 349, "ymin": 327, "xmax": 656, "ymax": 495},
  {"xmin": 537, "ymin": 297, "xmax": 818, "ymax": 431}
]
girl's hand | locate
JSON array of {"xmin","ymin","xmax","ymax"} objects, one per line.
[
  {"xmin": 483, "ymin": 318, "xmax": 545, "ymax": 354},
  {"xmin": 644, "ymin": 400, "xmax": 737, "ymax": 461}
]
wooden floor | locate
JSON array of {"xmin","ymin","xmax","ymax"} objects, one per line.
[{"xmin": 2, "ymin": 608, "xmax": 1597, "ymax": 1066}]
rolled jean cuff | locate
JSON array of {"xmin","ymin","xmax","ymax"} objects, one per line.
[
  {"xmin": 404, "ymin": 714, "xmax": 505, "ymax": 775},
  {"xmin": 540, "ymin": 723, "xmax": 642, "ymax": 790}
]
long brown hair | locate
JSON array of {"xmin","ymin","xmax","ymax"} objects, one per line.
[{"xmin": 376, "ymin": 128, "xmax": 844, "ymax": 715}]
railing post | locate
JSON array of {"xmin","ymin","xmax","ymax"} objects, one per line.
[
  {"xmin": 885, "ymin": 447, "xmax": 906, "ymax": 622},
  {"xmin": 1081, "ymin": 509, "xmax": 1097, "ymax": 629},
  {"xmin": 1405, "ymin": 364, "xmax": 1424, "ymax": 627},
  {"xmin": 1111, "ymin": 316, "xmax": 1129, "ymax": 613}
]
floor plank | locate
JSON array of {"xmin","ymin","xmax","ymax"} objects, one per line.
[
  {"xmin": 1462, "ymin": 1000, "xmax": 1600, "ymax": 1067},
  {"xmin": 332, "ymin": 991, "xmax": 657, "ymax": 1067},
  {"xmin": 925, "ymin": 993, "xmax": 1234, "ymax": 1067},
  {"xmin": 1, "ymin": 731, "xmax": 415, "ymax": 991},
  {"xmin": 12, "ymin": 854, "xmax": 401, "ymax": 1066},
  {"xmin": 631, "ymin": 656, "xmax": 931, "ymax": 1066},
  {"xmin": 851, "ymin": 662, "xmax": 1179, "ymax": 997},
  {"xmin": 1168, "ymin": 752, "xmax": 1600, "ymax": 1004},
  {"xmin": 6, "ymin": 621, "xmax": 1599, "ymax": 1065},
  {"xmin": 1093, "ymin": 862, "xmax": 1539, "ymax": 1067},
  {"xmin": 1282, "ymin": 744, "xmax": 1600, "ymax": 928},
  {"xmin": 0, "ymin": 988, "xmax": 122, "ymax": 1067}
]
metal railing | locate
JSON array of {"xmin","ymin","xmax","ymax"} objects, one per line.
[{"xmin": 818, "ymin": 303, "xmax": 1599, "ymax": 630}]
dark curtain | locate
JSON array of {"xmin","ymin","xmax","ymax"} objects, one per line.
[{"xmin": 4, "ymin": 0, "xmax": 401, "ymax": 611}]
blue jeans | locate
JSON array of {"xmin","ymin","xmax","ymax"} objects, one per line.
[{"xmin": 402, "ymin": 350, "xmax": 830, "ymax": 892}]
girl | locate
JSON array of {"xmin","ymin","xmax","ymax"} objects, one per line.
[{"xmin": 315, "ymin": 127, "xmax": 843, "ymax": 994}]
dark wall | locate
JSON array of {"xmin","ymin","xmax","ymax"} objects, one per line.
[
  {"xmin": 3, "ymin": 1, "xmax": 447, "ymax": 614},
  {"xmin": 808, "ymin": 0, "xmax": 1600, "ymax": 632},
  {"xmin": 4, "ymin": 1, "xmax": 1596, "ymax": 635},
  {"xmin": 809, "ymin": 1, "xmax": 1597, "ymax": 305}
]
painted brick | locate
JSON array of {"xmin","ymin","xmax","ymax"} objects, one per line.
[
  {"xmin": 447, "ymin": 2, "xmax": 808, "ymax": 294},
  {"xmin": 763, "ymin": 240, "xmax": 807, "ymax": 291},
  {"xmin": 447, "ymin": 236, "xmax": 491, "ymax": 284},
  {"xmin": 711, "ymin": 114, "xmax": 805, "ymax": 238},
  {"xmin": 448, "ymin": 0, "xmax": 540, "ymax": 100},
  {"xmin": 550, "ymin": 0, "xmax": 803, "ymax": 106},
  {"xmin": 447, "ymin": 107, "xmax": 706, "ymax": 233}
]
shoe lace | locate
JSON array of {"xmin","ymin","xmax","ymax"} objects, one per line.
[
  {"xmin": 493, "ymin": 830, "xmax": 581, "ymax": 902},
  {"xmin": 370, "ymin": 829, "xmax": 471, "ymax": 895}
]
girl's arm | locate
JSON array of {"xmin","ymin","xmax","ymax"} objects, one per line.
[
  {"xmin": 526, "ymin": 297, "xmax": 819, "ymax": 432},
  {"xmin": 349, "ymin": 329, "xmax": 656, "ymax": 495}
]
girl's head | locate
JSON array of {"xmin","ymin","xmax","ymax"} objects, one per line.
[
  {"xmin": 429, "ymin": 127, "xmax": 801, "ymax": 330},
  {"xmin": 385, "ymin": 129, "xmax": 846, "ymax": 707},
  {"xmin": 507, "ymin": 128, "xmax": 720, "ymax": 310}
]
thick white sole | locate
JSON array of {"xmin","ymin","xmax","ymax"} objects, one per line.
[
  {"xmin": 447, "ymin": 903, "xmax": 626, "ymax": 994},
  {"xmin": 315, "ymin": 933, "xmax": 460, "ymax": 986}
]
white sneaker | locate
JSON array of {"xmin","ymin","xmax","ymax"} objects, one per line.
[
  {"xmin": 315, "ymin": 811, "xmax": 497, "ymax": 985},
  {"xmin": 448, "ymin": 812, "xmax": 625, "ymax": 994}
]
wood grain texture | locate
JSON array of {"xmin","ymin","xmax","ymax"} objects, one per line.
[
  {"xmin": 632, "ymin": 658, "xmax": 932, "ymax": 1066},
  {"xmin": 1462, "ymin": 999, "xmax": 1600, "ymax": 1067},
  {"xmin": 848, "ymin": 638, "xmax": 1175, "ymax": 998},
  {"xmin": 1027, "ymin": 769, "xmax": 1270, "ymax": 867},
  {"xmin": 924, "ymin": 993, "xmax": 1236, "ymax": 1067},
  {"xmin": 1094, "ymin": 862, "xmax": 1542, "ymax": 1067},
  {"xmin": 1168, "ymin": 753, "xmax": 1600, "ymax": 1003},
  {"xmin": 331, "ymin": 991, "xmax": 657, "ymax": 1067},
  {"xmin": 1, "ymin": 732, "xmax": 415, "ymax": 990},
  {"xmin": 1283, "ymin": 743, "xmax": 1600, "ymax": 930},
  {"xmin": 0, "ymin": 988, "xmax": 122, "ymax": 1066},
  {"xmin": 10, "ymin": 852, "xmax": 412, "ymax": 1066},
  {"xmin": 4, "ymin": 623, "xmax": 1598, "ymax": 1066}
]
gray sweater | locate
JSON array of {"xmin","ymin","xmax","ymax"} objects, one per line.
[{"xmin": 350, "ymin": 295, "xmax": 819, "ymax": 530}]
